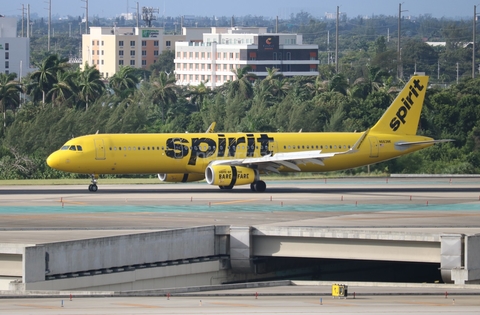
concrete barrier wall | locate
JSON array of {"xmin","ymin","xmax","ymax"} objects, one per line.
[
  {"xmin": 24, "ymin": 260, "xmax": 228, "ymax": 291},
  {"xmin": 24, "ymin": 226, "xmax": 218, "ymax": 283}
]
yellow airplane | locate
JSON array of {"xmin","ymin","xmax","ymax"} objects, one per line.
[{"xmin": 47, "ymin": 74, "xmax": 450, "ymax": 192}]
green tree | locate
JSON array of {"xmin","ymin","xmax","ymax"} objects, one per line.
[
  {"xmin": 108, "ymin": 66, "xmax": 141, "ymax": 98},
  {"xmin": 29, "ymin": 54, "xmax": 70, "ymax": 104},
  {"xmin": 77, "ymin": 63, "xmax": 106, "ymax": 110},
  {"xmin": 0, "ymin": 73, "xmax": 22, "ymax": 128},
  {"xmin": 150, "ymin": 72, "xmax": 178, "ymax": 123},
  {"xmin": 229, "ymin": 65, "xmax": 257, "ymax": 99}
]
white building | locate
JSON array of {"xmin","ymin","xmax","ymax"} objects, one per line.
[
  {"xmin": 0, "ymin": 16, "xmax": 31, "ymax": 78},
  {"xmin": 174, "ymin": 27, "xmax": 319, "ymax": 88}
]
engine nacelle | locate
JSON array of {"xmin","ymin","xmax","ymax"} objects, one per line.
[
  {"xmin": 158, "ymin": 173, "xmax": 205, "ymax": 183},
  {"xmin": 205, "ymin": 165, "xmax": 258, "ymax": 187}
]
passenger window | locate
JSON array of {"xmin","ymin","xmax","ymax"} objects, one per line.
[
  {"xmin": 77, "ymin": 146, "xmax": 83, "ymax": 151},
  {"xmin": 69, "ymin": 146, "xmax": 76, "ymax": 151},
  {"xmin": 114, "ymin": 147, "xmax": 117, "ymax": 150},
  {"xmin": 124, "ymin": 147, "xmax": 126, "ymax": 151},
  {"xmin": 119, "ymin": 147, "xmax": 122, "ymax": 151}
]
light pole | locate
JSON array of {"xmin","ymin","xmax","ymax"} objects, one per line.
[
  {"xmin": 473, "ymin": 5, "xmax": 480, "ymax": 78},
  {"xmin": 397, "ymin": 3, "xmax": 408, "ymax": 80}
]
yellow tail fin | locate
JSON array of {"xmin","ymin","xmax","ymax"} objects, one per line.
[{"xmin": 370, "ymin": 75, "xmax": 429, "ymax": 135}]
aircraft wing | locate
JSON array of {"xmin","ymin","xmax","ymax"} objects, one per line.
[
  {"xmin": 209, "ymin": 149, "xmax": 354, "ymax": 172},
  {"xmin": 208, "ymin": 130, "xmax": 367, "ymax": 172}
]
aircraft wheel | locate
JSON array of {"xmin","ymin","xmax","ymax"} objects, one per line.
[
  {"xmin": 88, "ymin": 184, "xmax": 98, "ymax": 192},
  {"xmin": 254, "ymin": 180, "xmax": 266, "ymax": 192},
  {"xmin": 250, "ymin": 183, "xmax": 256, "ymax": 192},
  {"xmin": 219, "ymin": 186, "xmax": 225, "ymax": 189}
]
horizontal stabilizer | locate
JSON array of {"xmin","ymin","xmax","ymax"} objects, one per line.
[{"xmin": 396, "ymin": 139, "xmax": 454, "ymax": 146}]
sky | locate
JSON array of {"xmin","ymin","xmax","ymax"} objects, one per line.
[{"xmin": 2, "ymin": 0, "xmax": 480, "ymax": 20}]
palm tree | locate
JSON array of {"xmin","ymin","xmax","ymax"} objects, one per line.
[
  {"xmin": 29, "ymin": 54, "xmax": 69, "ymax": 104},
  {"xmin": 108, "ymin": 66, "xmax": 140, "ymax": 98},
  {"xmin": 229, "ymin": 65, "xmax": 257, "ymax": 99},
  {"xmin": 185, "ymin": 81, "xmax": 213, "ymax": 111},
  {"xmin": 46, "ymin": 71, "xmax": 77, "ymax": 107},
  {"xmin": 0, "ymin": 73, "xmax": 22, "ymax": 128},
  {"xmin": 150, "ymin": 72, "xmax": 178, "ymax": 123},
  {"xmin": 77, "ymin": 63, "xmax": 106, "ymax": 110},
  {"xmin": 262, "ymin": 67, "xmax": 283, "ymax": 86}
]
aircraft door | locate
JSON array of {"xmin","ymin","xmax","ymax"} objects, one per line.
[
  {"xmin": 94, "ymin": 139, "xmax": 106, "ymax": 160},
  {"xmin": 369, "ymin": 136, "xmax": 379, "ymax": 158}
]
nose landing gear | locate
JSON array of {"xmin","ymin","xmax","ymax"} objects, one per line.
[{"xmin": 88, "ymin": 174, "xmax": 99, "ymax": 192}]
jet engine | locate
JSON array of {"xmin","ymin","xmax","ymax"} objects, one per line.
[
  {"xmin": 205, "ymin": 165, "xmax": 258, "ymax": 187},
  {"xmin": 158, "ymin": 173, "xmax": 205, "ymax": 183}
]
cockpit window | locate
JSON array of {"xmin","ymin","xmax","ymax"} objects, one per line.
[
  {"xmin": 76, "ymin": 145, "xmax": 83, "ymax": 151},
  {"xmin": 61, "ymin": 145, "xmax": 69, "ymax": 150},
  {"xmin": 69, "ymin": 146, "xmax": 77, "ymax": 151}
]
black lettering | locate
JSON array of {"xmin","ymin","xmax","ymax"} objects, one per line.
[
  {"xmin": 247, "ymin": 135, "xmax": 255, "ymax": 157},
  {"xmin": 401, "ymin": 98, "xmax": 411, "ymax": 110},
  {"xmin": 257, "ymin": 134, "xmax": 275, "ymax": 156},
  {"xmin": 390, "ymin": 117, "xmax": 401, "ymax": 132},
  {"xmin": 413, "ymin": 79, "xmax": 424, "ymax": 92},
  {"xmin": 217, "ymin": 136, "xmax": 226, "ymax": 157},
  {"xmin": 409, "ymin": 85, "xmax": 419, "ymax": 97},
  {"xmin": 188, "ymin": 137, "xmax": 216, "ymax": 166},
  {"xmin": 396, "ymin": 106, "xmax": 408, "ymax": 124},
  {"xmin": 166, "ymin": 138, "xmax": 189, "ymax": 159}
]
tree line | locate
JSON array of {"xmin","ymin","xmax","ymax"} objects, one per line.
[{"xmin": 0, "ymin": 50, "xmax": 479, "ymax": 179}]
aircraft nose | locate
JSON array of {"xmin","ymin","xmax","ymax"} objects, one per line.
[{"xmin": 46, "ymin": 152, "xmax": 61, "ymax": 170}]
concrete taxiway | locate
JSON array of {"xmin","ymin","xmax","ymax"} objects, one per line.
[{"xmin": 1, "ymin": 177, "xmax": 480, "ymax": 314}]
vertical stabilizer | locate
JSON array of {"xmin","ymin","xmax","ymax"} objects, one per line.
[{"xmin": 370, "ymin": 75, "xmax": 429, "ymax": 135}]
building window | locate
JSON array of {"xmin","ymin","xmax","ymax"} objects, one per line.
[
  {"xmin": 97, "ymin": 40, "xmax": 100, "ymax": 45},
  {"xmin": 223, "ymin": 52, "xmax": 227, "ymax": 59},
  {"xmin": 201, "ymin": 52, "xmax": 205, "ymax": 59},
  {"xmin": 130, "ymin": 40, "xmax": 135, "ymax": 46},
  {"xmin": 201, "ymin": 64, "xmax": 205, "ymax": 70},
  {"xmin": 119, "ymin": 60, "xmax": 124, "ymax": 65},
  {"xmin": 207, "ymin": 52, "xmax": 211, "ymax": 58},
  {"xmin": 142, "ymin": 60, "xmax": 147, "ymax": 66},
  {"xmin": 177, "ymin": 51, "xmax": 181, "ymax": 57},
  {"xmin": 4, "ymin": 43, "xmax": 9, "ymax": 50},
  {"xmin": 195, "ymin": 64, "xmax": 199, "ymax": 70},
  {"xmin": 183, "ymin": 52, "xmax": 187, "ymax": 58},
  {"xmin": 166, "ymin": 40, "xmax": 171, "ymax": 47},
  {"xmin": 97, "ymin": 50, "xmax": 99, "ymax": 55},
  {"xmin": 249, "ymin": 52, "xmax": 256, "ymax": 60},
  {"xmin": 142, "ymin": 40, "xmax": 146, "ymax": 47},
  {"xmin": 130, "ymin": 50, "xmax": 135, "ymax": 56},
  {"xmin": 101, "ymin": 60, "xmax": 104, "ymax": 65},
  {"xmin": 119, "ymin": 50, "xmax": 124, "ymax": 56},
  {"xmin": 154, "ymin": 50, "xmax": 159, "ymax": 56},
  {"xmin": 92, "ymin": 40, "xmax": 95, "ymax": 45},
  {"xmin": 142, "ymin": 50, "xmax": 147, "ymax": 56},
  {"xmin": 230, "ymin": 53, "xmax": 234, "ymax": 59},
  {"xmin": 92, "ymin": 50, "xmax": 95, "ymax": 55},
  {"xmin": 189, "ymin": 52, "xmax": 193, "ymax": 58},
  {"xmin": 310, "ymin": 52, "xmax": 317, "ymax": 60},
  {"xmin": 5, "ymin": 61, "xmax": 9, "ymax": 69},
  {"xmin": 154, "ymin": 40, "xmax": 159, "ymax": 47},
  {"xmin": 195, "ymin": 52, "xmax": 199, "ymax": 58},
  {"xmin": 287, "ymin": 52, "xmax": 291, "ymax": 60},
  {"xmin": 119, "ymin": 40, "xmax": 124, "ymax": 46},
  {"xmin": 102, "ymin": 50, "xmax": 104, "ymax": 55},
  {"xmin": 130, "ymin": 60, "xmax": 135, "ymax": 66},
  {"xmin": 101, "ymin": 41, "xmax": 104, "ymax": 45},
  {"xmin": 5, "ymin": 52, "xmax": 9, "ymax": 60}
]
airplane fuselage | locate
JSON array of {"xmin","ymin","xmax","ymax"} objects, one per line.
[{"xmin": 47, "ymin": 131, "xmax": 433, "ymax": 175}]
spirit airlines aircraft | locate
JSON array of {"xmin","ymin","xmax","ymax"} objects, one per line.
[{"xmin": 47, "ymin": 74, "xmax": 449, "ymax": 192}]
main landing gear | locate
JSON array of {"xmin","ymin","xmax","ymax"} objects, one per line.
[
  {"xmin": 88, "ymin": 174, "xmax": 98, "ymax": 192},
  {"xmin": 250, "ymin": 180, "xmax": 266, "ymax": 192}
]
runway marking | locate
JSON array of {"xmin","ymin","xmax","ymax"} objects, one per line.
[
  {"xmin": 209, "ymin": 301, "xmax": 254, "ymax": 307},
  {"xmin": 16, "ymin": 303, "xmax": 61, "ymax": 309},
  {"xmin": 112, "ymin": 302, "xmax": 162, "ymax": 308},
  {"xmin": 58, "ymin": 199, "xmax": 88, "ymax": 205},
  {"xmin": 211, "ymin": 199, "xmax": 259, "ymax": 206},
  {"xmin": 344, "ymin": 213, "xmax": 480, "ymax": 221}
]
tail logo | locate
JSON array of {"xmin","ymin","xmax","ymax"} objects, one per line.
[{"xmin": 389, "ymin": 79, "xmax": 425, "ymax": 131}]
